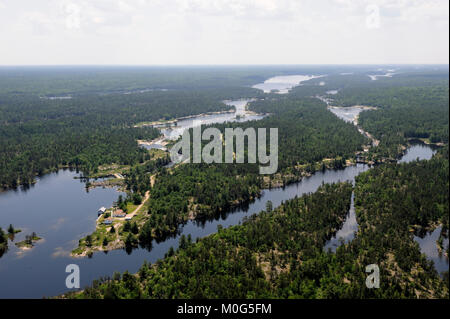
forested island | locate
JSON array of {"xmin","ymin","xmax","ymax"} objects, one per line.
[
  {"xmin": 15, "ymin": 232, "xmax": 41, "ymax": 249},
  {"xmin": 66, "ymin": 146, "xmax": 449, "ymax": 299},
  {"xmin": 0, "ymin": 65, "xmax": 448, "ymax": 299}
]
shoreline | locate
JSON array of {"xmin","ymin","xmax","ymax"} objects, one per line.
[
  {"xmin": 136, "ymin": 103, "xmax": 266, "ymax": 149},
  {"xmin": 69, "ymin": 100, "xmax": 444, "ymax": 257},
  {"xmin": 69, "ymin": 154, "xmax": 363, "ymax": 257},
  {"xmin": 133, "ymin": 109, "xmax": 236, "ymax": 128}
]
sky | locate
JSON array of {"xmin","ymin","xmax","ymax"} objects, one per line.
[{"xmin": 0, "ymin": 0, "xmax": 448, "ymax": 65}]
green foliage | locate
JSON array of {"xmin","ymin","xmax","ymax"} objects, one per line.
[
  {"xmin": 139, "ymin": 163, "xmax": 262, "ymax": 243},
  {"xmin": 246, "ymin": 98, "xmax": 367, "ymax": 169},
  {"xmin": 86, "ymin": 235, "xmax": 93, "ymax": 247},
  {"xmin": 334, "ymin": 86, "xmax": 449, "ymax": 160},
  {"xmin": 0, "ymin": 227, "xmax": 8, "ymax": 258},
  {"xmin": 0, "ymin": 227, "xmax": 7, "ymax": 245},
  {"xmin": 75, "ymin": 182, "xmax": 354, "ymax": 299},
  {"xmin": 123, "ymin": 221, "xmax": 131, "ymax": 233},
  {"xmin": 73, "ymin": 154, "xmax": 449, "ymax": 299},
  {"xmin": 0, "ymin": 89, "xmax": 234, "ymax": 189}
]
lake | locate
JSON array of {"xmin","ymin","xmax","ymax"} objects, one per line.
[
  {"xmin": 0, "ymin": 96, "xmax": 444, "ymax": 298},
  {"xmin": 1, "ymin": 144, "xmax": 437, "ymax": 298},
  {"xmin": 252, "ymin": 75, "xmax": 322, "ymax": 94},
  {"xmin": 0, "ymin": 170, "xmax": 125, "ymax": 298},
  {"xmin": 142, "ymin": 99, "xmax": 265, "ymax": 143},
  {"xmin": 414, "ymin": 226, "xmax": 449, "ymax": 275},
  {"xmin": 322, "ymin": 142, "xmax": 439, "ymax": 254},
  {"xmin": 328, "ymin": 106, "xmax": 367, "ymax": 124}
]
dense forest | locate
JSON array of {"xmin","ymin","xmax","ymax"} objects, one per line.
[
  {"xmin": 67, "ymin": 182, "xmax": 355, "ymax": 298},
  {"xmin": 67, "ymin": 148, "xmax": 449, "ymax": 298},
  {"xmin": 0, "ymin": 90, "xmax": 237, "ymax": 189},
  {"xmin": 1, "ymin": 65, "xmax": 402, "ymax": 95},
  {"xmin": 1, "ymin": 66, "xmax": 448, "ymax": 299},
  {"xmin": 246, "ymin": 97, "xmax": 368, "ymax": 169},
  {"xmin": 333, "ymin": 85, "xmax": 449, "ymax": 160},
  {"xmin": 71, "ymin": 69, "xmax": 449, "ymax": 254},
  {"xmin": 263, "ymin": 69, "xmax": 449, "ymax": 162},
  {"xmin": 347, "ymin": 148, "xmax": 449, "ymax": 297},
  {"xmin": 335, "ymin": 86, "xmax": 448, "ymax": 141},
  {"xmin": 2, "ymin": 66, "xmax": 447, "ymax": 189},
  {"xmin": 98, "ymin": 97, "xmax": 368, "ymax": 248}
]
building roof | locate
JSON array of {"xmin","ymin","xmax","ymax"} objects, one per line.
[
  {"xmin": 103, "ymin": 218, "xmax": 113, "ymax": 224},
  {"xmin": 112, "ymin": 209, "xmax": 126, "ymax": 217},
  {"xmin": 98, "ymin": 206, "xmax": 106, "ymax": 212}
]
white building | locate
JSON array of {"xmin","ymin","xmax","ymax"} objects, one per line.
[{"xmin": 98, "ymin": 207, "xmax": 106, "ymax": 216}]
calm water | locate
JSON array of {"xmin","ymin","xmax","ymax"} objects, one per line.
[
  {"xmin": 328, "ymin": 107, "xmax": 364, "ymax": 124},
  {"xmin": 0, "ymin": 103, "xmax": 442, "ymax": 297},
  {"xmin": 398, "ymin": 144, "xmax": 437, "ymax": 163},
  {"xmin": 140, "ymin": 99, "xmax": 264, "ymax": 152},
  {"xmin": 323, "ymin": 141, "xmax": 441, "ymax": 263},
  {"xmin": 0, "ymin": 163, "xmax": 369, "ymax": 298},
  {"xmin": 0, "ymin": 170, "xmax": 125, "ymax": 298},
  {"xmin": 1, "ymin": 144, "xmax": 437, "ymax": 298},
  {"xmin": 159, "ymin": 99, "xmax": 265, "ymax": 141},
  {"xmin": 252, "ymin": 75, "xmax": 322, "ymax": 94},
  {"xmin": 324, "ymin": 192, "xmax": 358, "ymax": 252},
  {"xmin": 368, "ymin": 72, "xmax": 396, "ymax": 81},
  {"xmin": 323, "ymin": 107, "xmax": 440, "ymax": 255},
  {"xmin": 414, "ymin": 227, "xmax": 449, "ymax": 275}
]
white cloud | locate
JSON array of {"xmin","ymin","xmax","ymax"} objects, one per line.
[
  {"xmin": 0, "ymin": 0, "xmax": 448, "ymax": 64},
  {"xmin": 64, "ymin": 2, "xmax": 81, "ymax": 29},
  {"xmin": 20, "ymin": 11, "xmax": 56, "ymax": 35}
]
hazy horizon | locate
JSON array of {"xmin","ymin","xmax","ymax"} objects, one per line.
[{"xmin": 0, "ymin": 63, "xmax": 449, "ymax": 68}]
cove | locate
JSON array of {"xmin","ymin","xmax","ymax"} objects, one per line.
[{"xmin": 0, "ymin": 103, "xmax": 442, "ymax": 298}]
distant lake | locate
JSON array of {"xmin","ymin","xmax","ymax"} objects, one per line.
[
  {"xmin": 252, "ymin": 75, "xmax": 322, "ymax": 94},
  {"xmin": 368, "ymin": 70, "xmax": 396, "ymax": 81},
  {"xmin": 0, "ymin": 100, "xmax": 443, "ymax": 297},
  {"xmin": 328, "ymin": 106, "xmax": 367, "ymax": 124},
  {"xmin": 158, "ymin": 99, "xmax": 265, "ymax": 141}
]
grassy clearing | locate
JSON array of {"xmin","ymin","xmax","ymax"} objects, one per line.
[
  {"xmin": 88, "ymin": 149, "xmax": 167, "ymax": 179},
  {"xmin": 72, "ymin": 192, "xmax": 151, "ymax": 256}
]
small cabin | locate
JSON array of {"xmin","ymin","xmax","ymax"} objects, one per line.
[
  {"xmin": 112, "ymin": 209, "xmax": 126, "ymax": 218},
  {"xmin": 103, "ymin": 218, "xmax": 113, "ymax": 225},
  {"xmin": 98, "ymin": 207, "xmax": 106, "ymax": 216}
]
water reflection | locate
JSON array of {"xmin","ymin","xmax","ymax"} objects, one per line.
[
  {"xmin": 414, "ymin": 227, "xmax": 449, "ymax": 275},
  {"xmin": 324, "ymin": 192, "xmax": 357, "ymax": 252},
  {"xmin": 323, "ymin": 143, "xmax": 439, "ymax": 254},
  {"xmin": 160, "ymin": 99, "xmax": 265, "ymax": 141}
]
